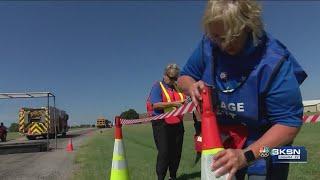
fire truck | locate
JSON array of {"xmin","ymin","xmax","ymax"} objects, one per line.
[{"xmin": 18, "ymin": 107, "xmax": 69, "ymax": 140}]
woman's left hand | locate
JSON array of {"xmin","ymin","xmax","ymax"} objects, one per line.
[{"xmin": 211, "ymin": 149, "xmax": 248, "ymax": 180}]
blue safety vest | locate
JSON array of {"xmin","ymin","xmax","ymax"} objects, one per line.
[{"xmin": 201, "ymin": 34, "xmax": 307, "ymax": 175}]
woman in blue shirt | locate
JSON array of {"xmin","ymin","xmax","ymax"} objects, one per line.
[{"xmin": 178, "ymin": 1, "xmax": 307, "ymax": 180}]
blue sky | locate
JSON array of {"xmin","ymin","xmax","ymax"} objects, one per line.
[{"xmin": 0, "ymin": 1, "xmax": 319, "ymax": 126}]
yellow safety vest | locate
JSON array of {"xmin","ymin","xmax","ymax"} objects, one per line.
[{"xmin": 159, "ymin": 81, "xmax": 184, "ymax": 113}]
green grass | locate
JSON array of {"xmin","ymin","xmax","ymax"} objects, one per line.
[
  {"xmin": 6, "ymin": 132, "xmax": 21, "ymax": 141},
  {"xmin": 73, "ymin": 121, "xmax": 199, "ymax": 180},
  {"xmin": 73, "ymin": 121, "xmax": 320, "ymax": 180},
  {"xmin": 288, "ymin": 123, "xmax": 320, "ymax": 180}
]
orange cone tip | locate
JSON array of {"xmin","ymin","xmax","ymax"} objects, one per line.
[
  {"xmin": 201, "ymin": 86, "xmax": 223, "ymax": 150},
  {"xmin": 114, "ymin": 116, "xmax": 123, "ymax": 139}
]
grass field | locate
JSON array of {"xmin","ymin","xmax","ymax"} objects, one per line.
[
  {"xmin": 73, "ymin": 121, "xmax": 320, "ymax": 180},
  {"xmin": 6, "ymin": 132, "xmax": 21, "ymax": 141}
]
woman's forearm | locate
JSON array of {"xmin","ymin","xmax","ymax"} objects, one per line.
[
  {"xmin": 153, "ymin": 102, "xmax": 180, "ymax": 110},
  {"xmin": 177, "ymin": 75, "xmax": 196, "ymax": 96},
  {"xmin": 247, "ymin": 124, "xmax": 300, "ymax": 158}
]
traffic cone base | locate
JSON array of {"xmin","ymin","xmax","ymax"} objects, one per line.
[
  {"xmin": 66, "ymin": 138, "xmax": 73, "ymax": 152},
  {"xmin": 110, "ymin": 139, "xmax": 129, "ymax": 180},
  {"xmin": 110, "ymin": 169, "xmax": 130, "ymax": 180},
  {"xmin": 201, "ymin": 149, "xmax": 231, "ymax": 180}
]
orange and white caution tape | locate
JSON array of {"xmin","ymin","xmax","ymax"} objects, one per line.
[
  {"xmin": 120, "ymin": 102, "xmax": 320, "ymax": 125},
  {"xmin": 303, "ymin": 114, "xmax": 320, "ymax": 123},
  {"xmin": 120, "ymin": 102, "xmax": 196, "ymax": 125}
]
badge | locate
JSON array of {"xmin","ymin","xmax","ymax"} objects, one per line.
[{"xmin": 220, "ymin": 72, "xmax": 228, "ymax": 81}]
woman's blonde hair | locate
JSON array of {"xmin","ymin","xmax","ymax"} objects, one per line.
[{"xmin": 203, "ymin": 0, "xmax": 264, "ymax": 46}]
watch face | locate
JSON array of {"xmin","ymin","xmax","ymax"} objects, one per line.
[{"xmin": 245, "ymin": 150, "xmax": 256, "ymax": 163}]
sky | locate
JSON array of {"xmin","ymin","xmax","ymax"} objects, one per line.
[{"xmin": 0, "ymin": 1, "xmax": 319, "ymax": 126}]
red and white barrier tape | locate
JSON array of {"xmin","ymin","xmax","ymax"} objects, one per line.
[
  {"xmin": 120, "ymin": 103, "xmax": 320, "ymax": 125},
  {"xmin": 120, "ymin": 102, "xmax": 196, "ymax": 125},
  {"xmin": 302, "ymin": 114, "xmax": 320, "ymax": 123}
]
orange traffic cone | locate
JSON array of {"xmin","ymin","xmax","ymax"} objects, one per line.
[
  {"xmin": 200, "ymin": 86, "xmax": 231, "ymax": 180},
  {"xmin": 110, "ymin": 116, "xmax": 130, "ymax": 180},
  {"xmin": 66, "ymin": 138, "xmax": 74, "ymax": 152}
]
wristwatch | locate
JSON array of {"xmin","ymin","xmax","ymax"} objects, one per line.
[{"xmin": 244, "ymin": 150, "xmax": 256, "ymax": 165}]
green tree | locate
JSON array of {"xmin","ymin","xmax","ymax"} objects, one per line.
[
  {"xmin": 9, "ymin": 123, "xmax": 19, "ymax": 132},
  {"xmin": 120, "ymin": 109, "xmax": 139, "ymax": 119}
]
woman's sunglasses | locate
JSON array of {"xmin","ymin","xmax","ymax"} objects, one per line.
[{"xmin": 167, "ymin": 75, "xmax": 178, "ymax": 81}]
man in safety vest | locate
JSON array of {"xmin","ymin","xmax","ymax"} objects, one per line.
[{"xmin": 147, "ymin": 63, "xmax": 186, "ymax": 180}]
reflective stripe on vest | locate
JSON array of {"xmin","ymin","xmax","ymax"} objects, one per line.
[
  {"xmin": 159, "ymin": 82, "xmax": 184, "ymax": 109},
  {"xmin": 159, "ymin": 81, "xmax": 172, "ymax": 102}
]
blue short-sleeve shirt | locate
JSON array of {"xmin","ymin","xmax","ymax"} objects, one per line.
[
  {"xmin": 181, "ymin": 34, "xmax": 306, "ymax": 127},
  {"xmin": 149, "ymin": 82, "xmax": 163, "ymax": 116}
]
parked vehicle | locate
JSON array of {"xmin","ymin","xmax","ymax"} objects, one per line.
[
  {"xmin": 96, "ymin": 117, "xmax": 112, "ymax": 128},
  {"xmin": 18, "ymin": 107, "xmax": 69, "ymax": 140}
]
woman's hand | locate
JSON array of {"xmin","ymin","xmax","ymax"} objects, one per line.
[
  {"xmin": 188, "ymin": 80, "xmax": 206, "ymax": 106},
  {"xmin": 211, "ymin": 149, "xmax": 247, "ymax": 180}
]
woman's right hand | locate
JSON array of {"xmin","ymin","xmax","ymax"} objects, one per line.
[{"xmin": 188, "ymin": 80, "xmax": 206, "ymax": 106}]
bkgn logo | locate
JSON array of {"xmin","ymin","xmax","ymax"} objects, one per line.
[{"xmin": 259, "ymin": 146, "xmax": 307, "ymax": 163}]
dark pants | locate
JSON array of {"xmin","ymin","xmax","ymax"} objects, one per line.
[{"xmin": 152, "ymin": 120, "xmax": 184, "ymax": 180}]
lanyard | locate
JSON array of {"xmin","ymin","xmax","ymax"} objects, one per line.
[{"xmin": 201, "ymin": 37, "xmax": 252, "ymax": 94}]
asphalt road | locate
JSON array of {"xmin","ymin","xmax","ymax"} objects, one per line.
[{"xmin": 0, "ymin": 128, "xmax": 97, "ymax": 180}]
